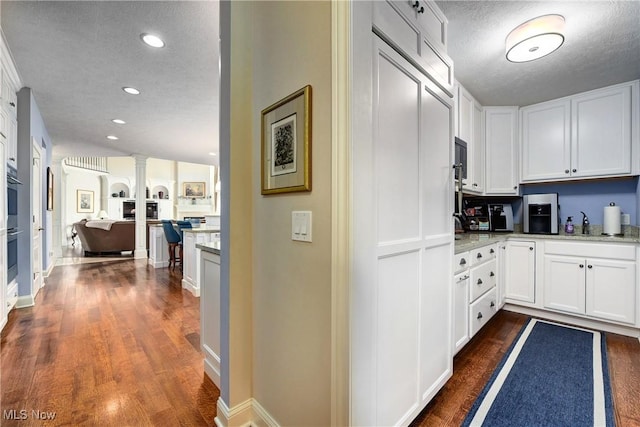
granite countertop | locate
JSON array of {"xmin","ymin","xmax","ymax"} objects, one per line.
[
  {"xmin": 197, "ymin": 240, "xmax": 221, "ymax": 255},
  {"xmin": 455, "ymin": 226, "xmax": 640, "ymax": 254},
  {"xmin": 182, "ymin": 226, "xmax": 221, "ymax": 234}
]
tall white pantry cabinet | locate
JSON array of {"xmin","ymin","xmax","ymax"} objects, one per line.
[{"xmin": 351, "ymin": 1, "xmax": 454, "ymax": 425}]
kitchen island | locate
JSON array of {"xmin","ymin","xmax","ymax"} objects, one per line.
[
  {"xmin": 181, "ymin": 227, "xmax": 220, "ymax": 296},
  {"xmin": 198, "ymin": 240, "xmax": 221, "ymax": 387}
]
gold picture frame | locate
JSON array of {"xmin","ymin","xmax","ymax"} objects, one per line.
[
  {"xmin": 183, "ymin": 182, "xmax": 206, "ymax": 198},
  {"xmin": 76, "ymin": 190, "xmax": 94, "ymax": 213},
  {"xmin": 261, "ymin": 85, "xmax": 311, "ymax": 195}
]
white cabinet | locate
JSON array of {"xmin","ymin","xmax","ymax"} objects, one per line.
[
  {"xmin": 521, "ymin": 99, "xmax": 571, "ymax": 181},
  {"xmin": 485, "ymin": 107, "xmax": 519, "ymax": 195},
  {"xmin": 200, "ymin": 249, "xmax": 221, "ymax": 387},
  {"xmin": 158, "ymin": 199, "xmax": 173, "ymax": 220},
  {"xmin": 181, "ymin": 229, "xmax": 220, "ymax": 297},
  {"xmin": 147, "ymin": 225, "xmax": 169, "ymax": 269},
  {"xmin": 457, "ymin": 84, "xmax": 484, "ymax": 193},
  {"xmin": 521, "ymin": 81, "xmax": 637, "ymax": 183},
  {"xmin": 0, "ymin": 138, "xmax": 6, "ymax": 331},
  {"xmin": 504, "ymin": 240, "xmax": 536, "ymax": 304},
  {"xmin": 351, "ymin": 34, "xmax": 453, "ymax": 426},
  {"xmin": 543, "ymin": 241, "xmax": 636, "ymax": 325},
  {"xmin": 453, "ymin": 270, "xmax": 469, "ymax": 353},
  {"xmin": 571, "ymin": 83, "xmax": 632, "ymax": 178},
  {"xmin": 107, "ymin": 198, "xmax": 123, "ymax": 220},
  {"xmin": 372, "ymin": 0, "xmax": 453, "ymax": 95},
  {"xmin": 1, "ymin": 62, "xmax": 19, "ymax": 169}
]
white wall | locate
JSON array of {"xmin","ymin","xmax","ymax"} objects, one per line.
[
  {"xmin": 65, "ymin": 170, "xmax": 102, "ymax": 227},
  {"xmin": 229, "ymin": 1, "xmax": 333, "ymax": 425}
]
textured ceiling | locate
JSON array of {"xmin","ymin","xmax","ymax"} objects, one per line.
[
  {"xmin": 1, "ymin": 1, "xmax": 219, "ymax": 165},
  {"xmin": 436, "ymin": 1, "xmax": 640, "ymax": 106}
]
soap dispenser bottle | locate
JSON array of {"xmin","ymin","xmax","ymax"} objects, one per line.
[{"xmin": 565, "ymin": 216, "xmax": 574, "ymax": 234}]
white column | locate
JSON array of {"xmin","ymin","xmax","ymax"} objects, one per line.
[{"xmin": 133, "ymin": 155, "xmax": 147, "ymax": 259}]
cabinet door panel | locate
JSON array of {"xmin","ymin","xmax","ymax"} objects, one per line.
[
  {"xmin": 520, "ymin": 100, "xmax": 571, "ymax": 181},
  {"xmin": 485, "ymin": 107, "xmax": 518, "ymax": 194},
  {"xmin": 453, "ymin": 271, "xmax": 469, "ymax": 354},
  {"xmin": 543, "ymin": 255, "xmax": 586, "ymax": 314},
  {"xmin": 504, "ymin": 241, "xmax": 535, "ymax": 303},
  {"xmin": 586, "ymin": 258, "xmax": 636, "ymax": 324},
  {"xmin": 571, "ymin": 85, "xmax": 632, "ymax": 177}
]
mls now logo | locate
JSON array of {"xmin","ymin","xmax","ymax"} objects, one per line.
[{"xmin": 3, "ymin": 409, "xmax": 56, "ymax": 420}]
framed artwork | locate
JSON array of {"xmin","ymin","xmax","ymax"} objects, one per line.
[
  {"xmin": 261, "ymin": 85, "xmax": 312, "ymax": 195},
  {"xmin": 46, "ymin": 167, "xmax": 53, "ymax": 211},
  {"xmin": 76, "ymin": 190, "xmax": 94, "ymax": 213},
  {"xmin": 183, "ymin": 182, "xmax": 206, "ymax": 198}
]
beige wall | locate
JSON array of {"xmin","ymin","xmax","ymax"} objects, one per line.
[{"xmin": 246, "ymin": 1, "xmax": 332, "ymax": 425}]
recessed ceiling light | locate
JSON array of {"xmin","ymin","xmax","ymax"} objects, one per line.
[
  {"xmin": 122, "ymin": 87, "xmax": 140, "ymax": 95},
  {"xmin": 107, "ymin": 135, "xmax": 119, "ymax": 141},
  {"xmin": 111, "ymin": 119, "xmax": 126, "ymax": 125},
  {"xmin": 141, "ymin": 33, "xmax": 165, "ymax": 48}
]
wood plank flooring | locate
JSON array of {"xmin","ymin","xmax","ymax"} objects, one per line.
[
  {"xmin": 410, "ymin": 310, "xmax": 640, "ymax": 426},
  {"xmin": 1, "ymin": 259, "xmax": 219, "ymax": 426}
]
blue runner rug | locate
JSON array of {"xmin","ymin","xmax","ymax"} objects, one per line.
[{"xmin": 463, "ymin": 318, "xmax": 615, "ymax": 427}]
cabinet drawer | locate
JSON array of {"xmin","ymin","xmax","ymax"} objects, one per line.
[
  {"xmin": 470, "ymin": 244, "xmax": 496, "ymax": 266},
  {"xmin": 544, "ymin": 240, "xmax": 636, "ymax": 260},
  {"xmin": 454, "ymin": 251, "xmax": 470, "ymax": 273},
  {"xmin": 470, "ymin": 259, "xmax": 497, "ymax": 302},
  {"xmin": 469, "ymin": 288, "xmax": 498, "ymax": 337}
]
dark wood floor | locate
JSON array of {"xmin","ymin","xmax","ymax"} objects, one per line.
[
  {"xmin": 1, "ymin": 259, "xmax": 219, "ymax": 426},
  {"xmin": 411, "ymin": 310, "xmax": 640, "ymax": 426}
]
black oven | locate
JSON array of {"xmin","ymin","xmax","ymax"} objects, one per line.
[{"xmin": 123, "ymin": 200, "xmax": 158, "ymax": 220}]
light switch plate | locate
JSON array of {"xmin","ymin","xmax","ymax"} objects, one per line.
[{"xmin": 292, "ymin": 211, "xmax": 312, "ymax": 242}]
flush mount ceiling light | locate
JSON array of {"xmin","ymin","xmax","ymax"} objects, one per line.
[
  {"xmin": 106, "ymin": 135, "xmax": 119, "ymax": 141},
  {"xmin": 141, "ymin": 33, "xmax": 165, "ymax": 48},
  {"xmin": 506, "ymin": 14, "xmax": 565, "ymax": 63},
  {"xmin": 111, "ymin": 119, "xmax": 126, "ymax": 125},
  {"xmin": 208, "ymin": 152, "xmax": 217, "ymax": 156},
  {"xmin": 122, "ymin": 87, "xmax": 140, "ymax": 95}
]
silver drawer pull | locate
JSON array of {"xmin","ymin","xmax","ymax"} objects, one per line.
[
  {"xmin": 490, "ymin": 301, "xmax": 495, "ymax": 308},
  {"xmin": 459, "ymin": 258, "xmax": 466, "ymax": 265},
  {"xmin": 477, "ymin": 312, "xmax": 483, "ymax": 320},
  {"xmin": 489, "ymin": 271, "xmax": 495, "ymax": 277},
  {"xmin": 477, "ymin": 278, "xmax": 483, "ymax": 285},
  {"xmin": 476, "ymin": 253, "xmax": 483, "ymax": 259},
  {"xmin": 490, "ymin": 248, "xmax": 495, "ymax": 254}
]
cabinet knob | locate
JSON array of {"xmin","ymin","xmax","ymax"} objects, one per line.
[
  {"xmin": 489, "ymin": 271, "xmax": 495, "ymax": 277},
  {"xmin": 9, "ymin": 101, "xmax": 16, "ymax": 107},
  {"xmin": 9, "ymin": 157, "xmax": 15, "ymax": 161},
  {"xmin": 490, "ymin": 248, "xmax": 495, "ymax": 254},
  {"xmin": 579, "ymin": 264, "xmax": 584, "ymax": 268},
  {"xmin": 477, "ymin": 253, "xmax": 483, "ymax": 259},
  {"xmin": 529, "ymin": 247, "xmax": 533, "ymax": 251},
  {"xmin": 588, "ymin": 265, "xmax": 593, "ymax": 269},
  {"xmin": 572, "ymin": 169, "xmax": 577, "ymax": 173},
  {"xmin": 477, "ymin": 278, "xmax": 483, "ymax": 285},
  {"xmin": 460, "ymin": 258, "xmax": 466, "ymax": 265},
  {"xmin": 473, "ymin": 183, "xmax": 478, "ymax": 187},
  {"xmin": 565, "ymin": 169, "xmax": 570, "ymax": 174},
  {"xmin": 477, "ymin": 312, "xmax": 483, "ymax": 320},
  {"xmin": 513, "ymin": 186, "xmax": 518, "ymax": 190},
  {"xmin": 490, "ymin": 301, "xmax": 495, "ymax": 308}
]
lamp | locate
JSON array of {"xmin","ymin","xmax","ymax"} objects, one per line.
[
  {"xmin": 97, "ymin": 210, "xmax": 109, "ymax": 220},
  {"xmin": 506, "ymin": 14, "xmax": 565, "ymax": 63}
]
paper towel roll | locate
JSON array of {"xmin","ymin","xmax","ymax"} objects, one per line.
[{"xmin": 603, "ymin": 204, "xmax": 621, "ymax": 235}]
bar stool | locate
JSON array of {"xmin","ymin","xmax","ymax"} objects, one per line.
[{"xmin": 161, "ymin": 220, "xmax": 182, "ymax": 270}]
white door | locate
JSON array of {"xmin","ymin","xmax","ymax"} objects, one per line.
[
  {"xmin": 543, "ymin": 254, "xmax": 585, "ymax": 314},
  {"xmin": 504, "ymin": 240, "xmax": 536, "ymax": 303},
  {"xmin": 585, "ymin": 258, "xmax": 636, "ymax": 324},
  {"xmin": 32, "ymin": 141, "xmax": 43, "ymax": 292}
]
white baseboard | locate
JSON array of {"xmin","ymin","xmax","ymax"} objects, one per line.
[
  {"xmin": 181, "ymin": 279, "xmax": 200, "ymax": 297},
  {"xmin": 213, "ymin": 398, "xmax": 280, "ymax": 427},
  {"xmin": 134, "ymin": 249, "xmax": 147, "ymax": 259},
  {"xmin": 43, "ymin": 261, "xmax": 55, "ymax": 277},
  {"xmin": 16, "ymin": 294, "xmax": 35, "ymax": 308},
  {"xmin": 203, "ymin": 344, "xmax": 221, "ymax": 389},
  {"xmin": 503, "ymin": 304, "xmax": 640, "ymax": 338},
  {"xmin": 148, "ymin": 258, "xmax": 169, "ymax": 268}
]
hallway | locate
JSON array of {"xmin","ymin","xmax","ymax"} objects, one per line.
[{"xmin": 1, "ymin": 259, "xmax": 219, "ymax": 426}]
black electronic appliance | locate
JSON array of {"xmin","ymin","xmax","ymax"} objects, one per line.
[{"xmin": 123, "ymin": 201, "xmax": 158, "ymax": 220}]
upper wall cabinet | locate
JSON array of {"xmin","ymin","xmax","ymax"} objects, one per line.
[
  {"xmin": 456, "ymin": 83, "xmax": 483, "ymax": 193},
  {"xmin": 373, "ymin": 0, "xmax": 454, "ymax": 96},
  {"xmin": 485, "ymin": 107, "xmax": 519, "ymax": 195},
  {"xmin": 1, "ymin": 39, "xmax": 20, "ymax": 169},
  {"xmin": 521, "ymin": 81, "xmax": 638, "ymax": 183}
]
